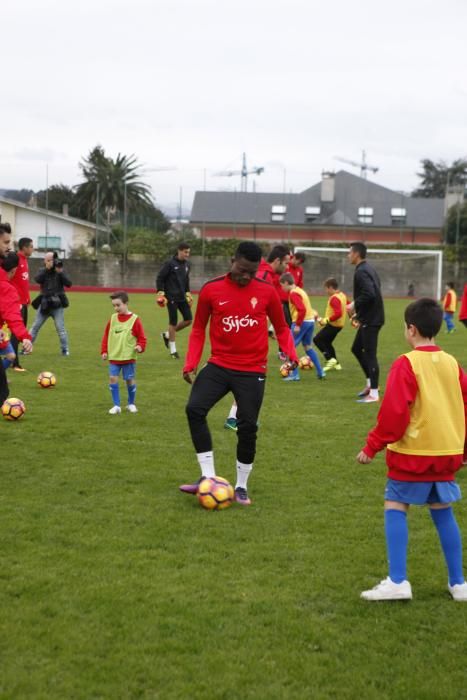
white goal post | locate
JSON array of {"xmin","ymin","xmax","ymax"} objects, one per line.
[{"xmin": 294, "ymin": 247, "xmax": 444, "ymax": 300}]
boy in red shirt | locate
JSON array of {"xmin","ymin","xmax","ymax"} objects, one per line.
[
  {"xmin": 357, "ymin": 298, "xmax": 467, "ymax": 601},
  {"xmin": 101, "ymin": 291, "xmax": 147, "ymax": 414}
]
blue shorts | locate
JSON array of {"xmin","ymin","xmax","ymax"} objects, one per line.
[
  {"xmin": 384, "ymin": 479, "xmax": 461, "ymax": 505},
  {"xmin": 291, "ymin": 320, "xmax": 314, "ymax": 347},
  {"xmin": 109, "ymin": 362, "xmax": 136, "ymax": 381},
  {"xmin": 0, "ymin": 341, "xmax": 14, "ymax": 357}
]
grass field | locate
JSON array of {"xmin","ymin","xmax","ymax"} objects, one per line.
[{"xmin": 1, "ymin": 292, "xmax": 467, "ymax": 699}]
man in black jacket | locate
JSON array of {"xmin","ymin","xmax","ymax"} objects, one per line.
[
  {"xmin": 30, "ymin": 252, "xmax": 72, "ymax": 356},
  {"xmin": 347, "ymin": 242, "xmax": 385, "ymax": 403},
  {"xmin": 156, "ymin": 242, "xmax": 192, "ymax": 359}
]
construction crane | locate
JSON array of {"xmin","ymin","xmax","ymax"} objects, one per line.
[
  {"xmin": 334, "ymin": 150, "xmax": 379, "ymax": 179},
  {"xmin": 214, "ymin": 152, "xmax": 264, "ymax": 192}
]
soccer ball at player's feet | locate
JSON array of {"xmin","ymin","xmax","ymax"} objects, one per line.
[
  {"xmin": 298, "ymin": 355, "xmax": 313, "ymax": 370},
  {"xmin": 1, "ymin": 397, "xmax": 26, "ymax": 421},
  {"xmin": 37, "ymin": 371, "xmax": 56, "ymax": 388},
  {"xmin": 279, "ymin": 361, "xmax": 294, "ymax": 377},
  {"xmin": 197, "ymin": 476, "xmax": 234, "ymax": 510}
]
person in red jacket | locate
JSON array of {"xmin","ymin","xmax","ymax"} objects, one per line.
[
  {"xmin": 180, "ymin": 241, "xmax": 298, "ymax": 506},
  {"xmin": 10, "ymin": 237, "xmax": 33, "ymax": 372},
  {"xmin": 0, "ymin": 227, "xmax": 33, "ymax": 403},
  {"xmin": 287, "ymin": 251, "xmax": 305, "ymax": 288},
  {"xmin": 357, "ymin": 298, "xmax": 467, "ymax": 602},
  {"xmin": 459, "ymin": 283, "xmax": 467, "ymax": 328}
]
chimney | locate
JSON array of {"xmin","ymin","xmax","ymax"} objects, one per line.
[
  {"xmin": 62, "ymin": 203, "xmax": 69, "ymax": 216},
  {"xmin": 28, "ymin": 194, "xmax": 38, "ymax": 207},
  {"xmin": 444, "ymin": 185, "xmax": 463, "ymax": 216},
  {"xmin": 320, "ymin": 171, "xmax": 335, "ymax": 203}
]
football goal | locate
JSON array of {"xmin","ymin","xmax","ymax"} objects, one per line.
[{"xmin": 294, "ymin": 247, "xmax": 443, "ymax": 299}]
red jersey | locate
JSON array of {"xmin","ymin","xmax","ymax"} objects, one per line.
[
  {"xmin": 363, "ymin": 346, "xmax": 467, "ymax": 481},
  {"xmin": 0, "ymin": 269, "xmax": 31, "ymax": 342},
  {"xmin": 184, "ymin": 274, "xmax": 298, "ymax": 374},
  {"xmin": 257, "ymin": 259, "xmax": 288, "ymax": 302},
  {"xmin": 10, "ymin": 252, "xmax": 31, "ymax": 305},
  {"xmin": 101, "ymin": 313, "xmax": 147, "ymax": 364},
  {"xmin": 287, "ymin": 262, "xmax": 303, "ymax": 288},
  {"xmin": 459, "ymin": 284, "xmax": 467, "ymax": 322}
]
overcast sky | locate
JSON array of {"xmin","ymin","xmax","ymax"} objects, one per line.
[{"xmin": 2, "ymin": 0, "xmax": 466, "ymax": 215}]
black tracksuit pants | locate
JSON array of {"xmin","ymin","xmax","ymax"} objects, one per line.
[
  {"xmin": 186, "ymin": 363, "xmax": 265, "ymax": 465},
  {"xmin": 351, "ymin": 324, "xmax": 382, "ymax": 390},
  {"xmin": 313, "ymin": 324, "xmax": 342, "ymax": 361}
]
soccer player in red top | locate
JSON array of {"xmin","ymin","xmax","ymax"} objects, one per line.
[
  {"xmin": 180, "ymin": 241, "xmax": 298, "ymax": 505},
  {"xmin": 460, "ymin": 284, "xmax": 467, "ymax": 328},
  {"xmin": 10, "ymin": 237, "xmax": 33, "ymax": 371},
  {"xmin": 287, "ymin": 251, "xmax": 305, "ymax": 288}
]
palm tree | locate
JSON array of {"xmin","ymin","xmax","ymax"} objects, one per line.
[{"xmin": 75, "ymin": 145, "xmax": 154, "ymax": 222}]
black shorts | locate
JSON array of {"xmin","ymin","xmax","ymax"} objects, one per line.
[{"xmin": 168, "ymin": 299, "xmax": 192, "ymax": 326}]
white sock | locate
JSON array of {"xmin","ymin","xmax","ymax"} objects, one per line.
[
  {"xmin": 369, "ymin": 388, "xmax": 379, "ymax": 399},
  {"xmin": 169, "ymin": 341, "xmax": 177, "ymax": 354},
  {"xmin": 228, "ymin": 403, "xmax": 237, "ymax": 420},
  {"xmin": 236, "ymin": 461, "xmax": 252, "ymax": 489},
  {"xmin": 366, "ymin": 378, "xmax": 371, "ymax": 388},
  {"xmin": 196, "ymin": 451, "xmax": 216, "ymax": 478}
]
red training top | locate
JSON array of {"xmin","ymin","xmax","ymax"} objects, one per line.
[
  {"xmin": 10, "ymin": 252, "xmax": 31, "ymax": 306},
  {"xmin": 101, "ymin": 313, "xmax": 147, "ymax": 364},
  {"xmin": 0, "ymin": 269, "xmax": 31, "ymax": 342},
  {"xmin": 459, "ymin": 284, "xmax": 467, "ymax": 322},
  {"xmin": 363, "ymin": 346, "xmax": 467, "ymax": 481},
  {"xmin": 184, "ymin": 274, "xmax": 298, "ymax": 374},
  {"xmin": 287, "ymin": 262, "xmax": 303, "ymax": 288}
]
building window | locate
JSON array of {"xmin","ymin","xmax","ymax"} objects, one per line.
[
  {"xmin": 37, "ymin": 236, "xmax": 62, "ymax": 249},
  {"xmin": 391, "ymin": 207, "xmax": 407, "ymax": 225},
  {"xmin": 305, "ymin": 206, "xmax": 320, "ymax": 222},
  {"xmin": 358, "ymin": 207, "xmax": 373, "ymax": 224},
  {"xmin": 271, "ymin": 205, "xmax": 286, "ymax": 222}
]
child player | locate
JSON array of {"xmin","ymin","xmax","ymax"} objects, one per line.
[
  {"xmin": 279, "ymin": 273, "xmax": 325, "ymax": 381},
  {"xmin": 101, "ymin": 291, "xmax": 147, "ymax": 414},
  {"xmin": 442, "ymin": 281, "xmax": 457, "ymax": 333},
  {"xmin": 357, "ymin": 298, "xmax": 467, "ymax": 601},
  {"xmin": 314, "ymin": 277, "xmax": 347, "ymax": 372}
]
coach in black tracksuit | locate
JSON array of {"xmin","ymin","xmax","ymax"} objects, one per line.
[
  {"xmin": 347, "ymin": 242, "xmax": 385, "ymax": 402},
  {"xmin": 156, "ymin": 242, "xmax": 192, "ymax": 359}
]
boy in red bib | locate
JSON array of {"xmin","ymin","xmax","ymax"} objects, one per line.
[{"xmin": 357, "ymin": 298, "xmax": 467, "ymax": 601}]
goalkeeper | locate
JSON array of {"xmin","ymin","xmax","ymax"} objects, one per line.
[
  {"xmin": 155, "ymin": 242, "xmax": 193, "ymax": 359},
  {"xmin": 313, "ymin": 277, "xmax": 347, "ymax": 372}
]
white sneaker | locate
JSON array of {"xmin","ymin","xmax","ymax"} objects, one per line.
[
  {"xmin": 108, "ymin": 406, "xmax": 121, "ymax": 415},
  {"xmin": 126, "ymin": 404, "xmax": 138, "ymax": 413},
  {"xmin": 448, "ymin": 582, "xmax": 467, "ymax": 601},
  {"xmin": 361, "ymin": 577, "xmax": 412, "ymax": 601}
]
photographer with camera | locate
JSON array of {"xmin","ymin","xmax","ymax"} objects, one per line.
[{"xmin": 30, "ymin": 252, "xmax": 72, "ymax": 356}]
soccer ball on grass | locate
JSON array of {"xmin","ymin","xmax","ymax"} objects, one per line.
[
  {"xmin": 197, "ymin": 476, "xmax": 234, "ymax": 510},
  {"xmin": 1, "ymin": 397, "xmax": 26, "ymax": 421},
  {"xmin": 279, "ymin": 361, "xmax": 294, "ymax": 377},
  {"xmin": 298, "ymin": 355, "xmax": 313, "ymax": 370},
  {"xmin": 37, "ymin": 371, "xmax": 56, "ymax": 388}
]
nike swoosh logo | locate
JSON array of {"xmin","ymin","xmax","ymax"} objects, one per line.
[
  {"xmin": 258, "ymin": 378, "xmax": 265, "ymax": 382},
  {"xmin": 219, "ymin": 301, "xmax": 229, "ymax": 306}
]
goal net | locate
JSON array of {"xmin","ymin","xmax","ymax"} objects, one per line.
[{"xmin": 294, "ymin": 247, "xmax": 443, "ymax": 300}]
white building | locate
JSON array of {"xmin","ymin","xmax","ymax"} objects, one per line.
[{"xmin": 0, "ymin": 196, "xmax": 107, "ymax": 257}]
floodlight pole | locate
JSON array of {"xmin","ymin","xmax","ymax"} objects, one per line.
[
  {"xmin": 123, "ymin": 181, "xmax": 128, "ymax": 279},
  {"xmin": 45, "ymin": 164, "xmax": 49, "ymax": 251},
  {"xmin": 95, "ymin": 183, "xmax": 100, "ymax": 258}
]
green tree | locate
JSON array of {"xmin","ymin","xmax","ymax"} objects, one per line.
[
  {"xmin": 36, "ymin": 184, "xmax": 78, "ymax": 215},
  {"xmin": 74, "ymin": 145, "xmax": 155, "ymax": 222},
  {"xmin": 412, "ymin": 158, "xmax": 467, "ymax": 197},
  {"xmin": 3, "ymin": 189, "xmax": 35, "ymax": 204}
]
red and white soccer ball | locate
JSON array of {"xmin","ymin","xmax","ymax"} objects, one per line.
[
  {"xmin": 197, "ymin": 476, "xmax": 235, "ymax": 510},
  {"xmin": 298, "ymin": 355, "xmax": 313, "ymax": 370},
  {"xmin": 1, "ymin": 397, "xmax": 26, "ymax": 421},
  {"xmin": 37, "ymin": 371, "xmax": 56, "ymax": 388},
  {"xmin": 279, "ymin": 361, "xmax": 293, "ymax": 377}
]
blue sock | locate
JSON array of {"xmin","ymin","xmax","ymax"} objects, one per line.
[
  {"xmin": 306, "ymin": 348, "xmax": 324, "ymax": 377},
  {"xmin": 127, "ymin": 383, "xmax": 136, "ymax": 405},
  {"xmin": 385, "ymin": 509, "xmax": 408, "ymax": 583},
  {"xmin": 109, "ymin": 383, "xmax": 120, "ymax": 407},
  {"xmin": 430, "ymin": 507, "xmax": 464, "ymax": 586}
]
